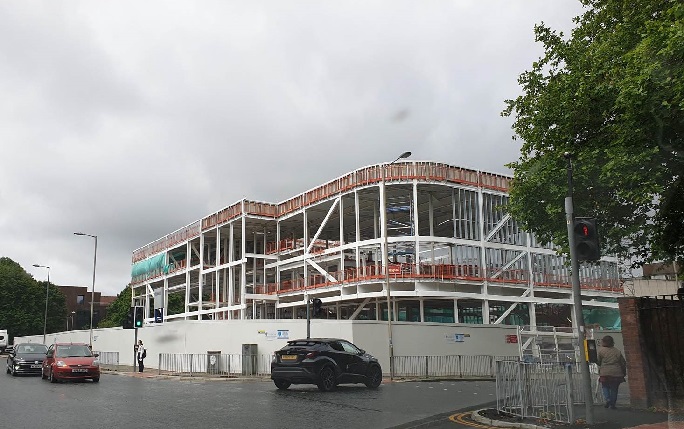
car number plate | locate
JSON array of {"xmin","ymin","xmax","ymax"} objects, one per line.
[
  {"xmin": 31, "ymin": 365, "xmax": 41, "ymax": 369},
  {"xmin": 72, "ymin": 368, "xmax": 88, "ymax": 373},
  {"xmin": 281, "ymin": 355, "xmax": 297, "ymax": 361}
]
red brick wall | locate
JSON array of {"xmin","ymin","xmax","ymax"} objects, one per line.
[{"xmin": 618, "ymin": 297, "xmax": 650, "ymax": 409}]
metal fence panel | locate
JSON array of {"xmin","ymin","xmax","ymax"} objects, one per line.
[
  {"xmin": 94, "ymin": 351, "xmax": 119, "ymax": 370},
  {"xmin": 158, "ymin": 353, "xmax": 273, "ymax": 377},
  {"xmin": 392, "ymin": 355, "xmax": 519, "ymax": 379}
]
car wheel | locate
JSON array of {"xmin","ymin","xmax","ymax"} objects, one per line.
[
  {"xmin": 273, "ymin": 379, "xmax": 291, "ymax": 390},
  {"xmin": 49, "ymin": 368, "xmax": 58, "ymax": 383},
  {"xmin": 92, "ymin": 377, "xmax": 100, "ymax": 383},
  {"xmin": 364, "ymin": 365, "xmax": 382, "ymax": 388},
  {"xmin": 317, "ymin": 366, "xmax": 336, "ymax": 392}
]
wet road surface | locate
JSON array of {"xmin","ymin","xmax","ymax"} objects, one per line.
[{"xmin": 0, "ymin": 371, "xmax": 496, "ymax": 429}]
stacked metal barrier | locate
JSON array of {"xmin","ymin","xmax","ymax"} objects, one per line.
[{"xmin": 495, "ymin": 360, "xmax": 601, "ymax": 424}]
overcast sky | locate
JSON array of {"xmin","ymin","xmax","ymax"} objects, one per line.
[{"xmin": 0, "ymin": 1, "xmax": 585, "ymax": 296}]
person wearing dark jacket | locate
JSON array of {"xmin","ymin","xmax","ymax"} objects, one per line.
[{"xmin": 597, "ymin": 335, "xmax": 626, "ymax": 409}]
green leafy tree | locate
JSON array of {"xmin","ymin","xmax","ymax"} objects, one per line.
[
  {"xmin": 98, "ymin": 285, "xmax": 131, "ymax": 328},
  {"xmin": 167, "ymin": 293, "xmax": 184, "ymax": 315},
  {"xmin": 0, "ymin": 257, "xmax": 67, "ymax": 343},
  {"xmin": 503, "ymin": 0, "xmax": 684, "ymax": 267},
  {"xmin": 99, "ymin": 285, "xmax": 186, "ymax": 327}
]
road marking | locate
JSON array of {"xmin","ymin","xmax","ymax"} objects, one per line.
[{"xmin": 448, "ymin": 412, "xmax": 493, "ymax": 428}]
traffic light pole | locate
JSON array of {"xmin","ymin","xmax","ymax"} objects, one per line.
[
  {"xmin": 133, "ymin": 328, "xmax": 138, "ymax": 373},
  {"xmin": 306, "ymin": 296, "xmax": 311, "ymax": 339},
  {"xmin": 564, "ymin": 153, "xmax": 594, "ymax": 424}
]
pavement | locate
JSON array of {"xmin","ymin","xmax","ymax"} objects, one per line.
[{"xmin": 469, "ymin": 404, "xmax": 676, "ymax": 429}]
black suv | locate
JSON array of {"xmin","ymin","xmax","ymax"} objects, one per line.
[{"xmin": 271, "ymin": 338, "xmax": 382, "ymax": 391}]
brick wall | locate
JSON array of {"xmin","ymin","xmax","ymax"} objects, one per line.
[{"xmin": 618, "ymin": 297, "xmax": 650, "ymax": 409}]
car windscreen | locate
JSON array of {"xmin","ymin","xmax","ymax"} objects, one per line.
[
  {"xmin": 55, "ymin": 345, "xmax": 93, "ymax": 358},
  {"xmin": 16, "ymin": 344, "xmax": 47, "ymax": 354}
]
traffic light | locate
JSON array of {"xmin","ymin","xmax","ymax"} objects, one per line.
[
  {"xmin": 573, "ymin": 217, "xmax": 600, "ymax": 261},
  {"xmin": 312, "ymin": 298, "xmax": 323, "ymax": 316},
  {"xmin": 134, "ymin": 306, "xmax": 144, "ymax": 328},
  {"xmin": 123, "ymin": 307, "xmax": 135, "ymax": 329},
  {"xmin": 585, "ymin": 339, "xmax": 598, "ymax": 363}
]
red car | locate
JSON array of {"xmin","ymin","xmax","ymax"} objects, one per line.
[{"xmin": 41, "ymin": 343, "xmax": 100, "ymax": 383}]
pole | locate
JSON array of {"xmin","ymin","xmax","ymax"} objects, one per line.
[
  {"xmin": 383, "ymin": 163, "xmax": 394, "ymax": 380},
  {"xmin": 564, "ymin": 153, "xmax": 594, "ymax": 424},
  {"xmin": 306, "ymin": 296, "xmax": 311, "ymax": 339},
  {"xmin": 43, "ymin": 268, "xmax": 50, "ymax": 345},
  {"xmin": 134, "ymin": 327, "xmax": 138, "ymax": 372},
  {"xmin": 89, "ymin": 235, "xmax": 98, "ymax": 348}
]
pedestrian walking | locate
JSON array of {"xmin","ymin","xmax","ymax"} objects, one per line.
[
  {"xmin": 597, "ymin": 335, "xmax": 626, "ymax": 409},
  {"xmin": 136, "ymin": 340, "xmax": 146, "ymax": 373}
]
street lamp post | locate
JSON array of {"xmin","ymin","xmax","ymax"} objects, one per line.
[
  {"xmin": 32, "ymin": 264, "xmax": 50, "ymax": 345},
  {"xmin": 66, "ymin": 311, "xmax": 75, "ymax": 330},
  {"xmin": 74, "ymin": 232, "xmax": 97, "ymax": 347},
  {"xmin": 383, "ymin": 151, "xmax": 411, "ymax": 380}
]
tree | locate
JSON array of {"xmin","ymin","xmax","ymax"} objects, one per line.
[
  {"xmin": 99, "ymin": 285, "xmax": 186, "ymax": 327},
  {"xmin": 0, "ymin": 257, "xmax": 67, "ymax": 343},
  {"xmin": 98, "ymin": 285, "xmax": 131, "ymax": 328},
  {"xmin": 503, "ymin": 0, "xmax": 684, "ymax": 268}
]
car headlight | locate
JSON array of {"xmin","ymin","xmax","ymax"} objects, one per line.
[
  {"xmin": 55, "ymin": 361, "xmax": 67, "ymax": 367},
  {"xmin": 92, "ymin": 359, "xmax": 100, "ymax": 367}
]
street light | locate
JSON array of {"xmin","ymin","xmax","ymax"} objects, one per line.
[
  {"xmin": 382, "ymin": 150, "xmax": 411, "ymax": 380},
  {"xmin": 74, "ymin": 232, "xmax": 97, "ymax": 347},
  {"xmin": 32, "ymin": 264, "xmax": 50, "ymax": 345}
]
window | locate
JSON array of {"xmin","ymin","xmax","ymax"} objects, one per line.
[
  {"xmin": 77, "ymin": 295, "xmax": 85, "ymax": 305},
  {"xmin": 340, "ymin": 341, "xmax": 360, "ymax": 354}
]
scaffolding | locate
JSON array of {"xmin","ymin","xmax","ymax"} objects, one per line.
[{"xmin": 129, "ymin": 161, "xmax": 622, "ymax": 328}]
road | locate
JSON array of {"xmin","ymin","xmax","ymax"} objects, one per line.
[{"xmin": 0, "ymin": 371, "xmax": 498, "ymax": 429}]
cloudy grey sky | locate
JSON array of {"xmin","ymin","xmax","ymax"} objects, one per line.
[{"xmin": 0, "ymin": 1, "xmax": 584, "ymax": 296}]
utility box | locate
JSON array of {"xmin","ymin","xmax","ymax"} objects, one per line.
[
  {"xmin": 242, "ymin": 344, "xmax": 258, "ymax": 376},
  {"xmin": 207, "ymin": 351, "xmax": 221, "ymax": 375}
]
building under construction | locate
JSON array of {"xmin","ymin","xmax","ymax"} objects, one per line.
[{"xmin": 130, "ymin": 161, "xmax": 621, "ymax": 329}]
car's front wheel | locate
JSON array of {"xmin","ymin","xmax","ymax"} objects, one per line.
[
  {"xmin": 317, "ymin": 366, "xmax": 336, "ymax": 392},
  {"xmin": 92, "ymin": 377, "xmax": 100, "ymax": 383},
  {"xmin": 273, "ymin": 379, "xmax": 290, "ymax": 390},
  {"xmin": 364, "ymin": 365, "xmax": 382, "ymax": 388}
]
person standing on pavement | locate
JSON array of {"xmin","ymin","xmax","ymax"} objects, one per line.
[
  {"xmin": 136, "ymin": 340, "xmax": 146, "ymax": 373},
  {"xmin": 597, "ymin": 335, "xmax": 626, "ymax": 409}
]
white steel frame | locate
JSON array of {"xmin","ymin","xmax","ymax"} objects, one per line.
[{"xmin": 130, "ymin": 161, "xmax": 621, "ymax": 328}]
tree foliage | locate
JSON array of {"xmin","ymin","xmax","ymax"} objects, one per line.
[
  {"xmin": 0, "ymin": 257, "xmax": 67, "ymax": 343},
  {"xmin": 98, "ymin": 285, "xmax": 185, "ymax": 327},
  {"xmin": 98, "ymin": 285, "xmax": 131, "ymax": 328},
  {"xmin": 503, "ymin": 0, "xmax": 684, "ymax": 267}
]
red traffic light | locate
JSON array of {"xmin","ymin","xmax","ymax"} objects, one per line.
[{"xmin": 573, "ymin": 218, "xmax": 600, "ymax": 261}]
